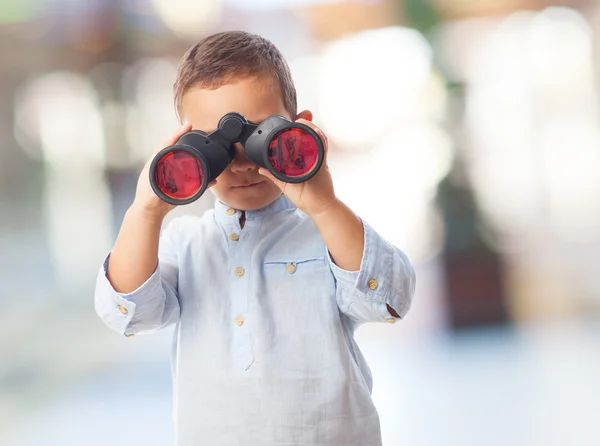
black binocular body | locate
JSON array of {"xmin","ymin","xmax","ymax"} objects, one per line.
[{"xmin": 149, "ymin": 112, "xmax": 325, "ymax": 205}]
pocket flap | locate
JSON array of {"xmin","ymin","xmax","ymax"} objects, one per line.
[{"xmin": 264, "ymin": 255, "xmax": 325, "ymax": 265}]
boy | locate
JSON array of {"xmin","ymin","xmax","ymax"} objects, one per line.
[{"xmin": 95, "ymin": 31, "xmax": 415, "ymax": 446}]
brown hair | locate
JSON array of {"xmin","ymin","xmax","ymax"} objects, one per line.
[{"xmin": 173, "ymin": 31, "xmax": 297, "ymax": 121}]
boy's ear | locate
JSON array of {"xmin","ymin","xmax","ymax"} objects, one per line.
[{"xmin": 295, "ymin": 110, "xmax": 313, "ymax": 122}]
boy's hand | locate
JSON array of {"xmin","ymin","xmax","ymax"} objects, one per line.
[
  {"xmin": 131, "ymin": 122, "xmax": 192, "ymax": 219},
  {"xmin": 257, "ymin": 118, "xmax": 336, "ymax": 218}
]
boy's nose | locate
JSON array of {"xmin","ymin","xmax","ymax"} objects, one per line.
[{"xmin": 230, "ymin": 143, "xmax": 256, "ymax": 172}]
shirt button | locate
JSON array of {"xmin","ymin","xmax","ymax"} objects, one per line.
[
  {"xmin": 235, "ymin": 316, "xmax": 244, "ymax": 326},
  {"xmin": 285, "ymin": 263, "xmax": 296, "ymax": 274},
  {"xmin": 235, "ymin": 267, "xmax": 245, "ymax": 277},
  {"xmin": 387, "ymin": 318, "xmax": 396, "ymax": 324},
  {"xmin": 368, "ymin": 279, "xmax": 378, "ymax": 290},
  {"xmin": 226, "ymin": 208, "xmax": 236, "ymax": 216},
  {"xmin": 118, "ymin": 305, "xmax": 128, "ymax": 315},
  {"xmin": 230, "ymin": 232, "xmax": 240, "ymax": 241},
  {"xmin": 126, "ymin": 333, "xmax": 135, "ymax": 337}
]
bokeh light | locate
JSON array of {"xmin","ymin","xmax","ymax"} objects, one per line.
[
  {"xmin": 318, "ymin": 26, "xmax": 435, "ymax": 150},
  {"xmin": 459, "ymin": 8, "xmax": 600, "ymax": 245},
  {"xmin": 151, "ymin": 0, "xmax": 221, "ymax": 38},
  {"xmin": 13, "ymin": 71, "xmax": 113, "ymax": 302},
  {"xmin": 123, "ymin": 57, "xmax": 180, "ymax": 164},
  {"xmin": 14, "ymin": 71, "xmax": 106, "ymax": 167}
]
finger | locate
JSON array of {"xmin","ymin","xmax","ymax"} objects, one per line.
[
  {"xmin": 295, "ymin": 118, "xmax": 328, "ymax": 152},
  {"xmin": 144, "ymin": 123, "xmax": 193, "ymax": 166},
  {"xmin": 149, "ymin": 122, "xmax": 193, "ymax": 162},
  {"xmin": 161, "ymin": 122, "xmax": 192, "ymax": 148}
]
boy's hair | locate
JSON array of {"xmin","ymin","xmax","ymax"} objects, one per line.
[{"xmin": 174, "ymin": 31, "xmax": 298, "ymax": 121}]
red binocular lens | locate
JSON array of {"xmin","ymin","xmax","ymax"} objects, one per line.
[
  {"xmin": 154, "ymin": 150, "xmax": 204, "ymax": 201},
  {"xmin": 267, "ymin": 128, "xmax": 320, "ymax": 178}
]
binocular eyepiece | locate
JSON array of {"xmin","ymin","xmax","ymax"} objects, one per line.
[{"xmin": 149, "ymin": 113, "xmax": 325, "ymax": 205}]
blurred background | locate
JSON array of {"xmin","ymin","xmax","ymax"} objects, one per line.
[{"xmin": 1, "ymin": 0, "xmax": 599, "ymax": 444}]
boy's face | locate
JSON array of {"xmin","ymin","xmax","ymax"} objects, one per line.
[{"xmin": 180, "ymin": 76, "xmax": 289, "ymax": 211}]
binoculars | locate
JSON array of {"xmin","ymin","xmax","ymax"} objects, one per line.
[{"xmin": 149, "ymin": 112, "xmax": 325, "ymax": 205}]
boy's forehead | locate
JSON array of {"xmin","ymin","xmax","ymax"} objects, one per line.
[{"xmin": 180, "ymin": 77, "xmax": 289, "ymax": 131}]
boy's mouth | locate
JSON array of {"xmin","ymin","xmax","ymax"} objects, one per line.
[{"xmin": 233, "ymin": 181, "xmax": 264, "ymax": 188}]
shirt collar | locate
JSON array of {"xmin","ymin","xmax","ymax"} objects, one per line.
[{"xmin": 214, "ymin": 193, "xmax": 296, "ymax": 224}]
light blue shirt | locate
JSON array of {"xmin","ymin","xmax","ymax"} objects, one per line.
[{"xmin": 94, "ymin": 194, "xmax": 415, "ymax": 446}]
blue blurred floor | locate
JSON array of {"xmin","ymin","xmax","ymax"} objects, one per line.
[
  {"xmin": 5, "ymin": 363, "xmax": 175, "ymax": 445},
  {"xmin": 3, "ymin": 321, "xmax": 600, "ymax": 446}
]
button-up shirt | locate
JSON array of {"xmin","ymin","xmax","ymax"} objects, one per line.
[{"xmin": 94, "ymin": 194, "xmax": 415, "ymax": 446}]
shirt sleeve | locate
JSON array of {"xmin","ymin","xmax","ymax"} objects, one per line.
[
  {"xmin": 94, "ymin": 219, "xmax": 181, "ymax": 337},
  {"xmin": 328, "ymin": 219, "xmax": 416, "ymax": 325}
]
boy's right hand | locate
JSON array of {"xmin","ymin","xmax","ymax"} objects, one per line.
[{"xmin": 131, "ymin": 122, "xmax": 192, "ymax": 219}]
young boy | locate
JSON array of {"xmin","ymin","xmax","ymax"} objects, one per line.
[{"xmin": 95, "ymin": 31, "xmax": 415, "ymax": 446}]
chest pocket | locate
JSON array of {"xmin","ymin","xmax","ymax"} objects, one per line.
[
  {"xmin": 261, "ymin": 228, "xmax": 330, "ymax": 276},
  {"xmin": 259, "ymin": 246, "xmax": 336, "ymax": 317}
]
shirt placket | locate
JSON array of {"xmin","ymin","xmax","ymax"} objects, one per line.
[{"xmin": 225, "ymin": 208, "xmax": 258, "ymax": 370}]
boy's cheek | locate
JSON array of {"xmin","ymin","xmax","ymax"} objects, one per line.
[
  {"xmin": 261, "ymin": 175, "xmax": 275, "ymax": 185},
  {"xmin": 215, "ymin": 170, "xmax": 231, "ymax": 185}
]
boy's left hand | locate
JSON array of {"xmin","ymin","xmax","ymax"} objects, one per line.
[{"xmin": 257, "ymin": 118, "xmax": 337, "ymax": 217}]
